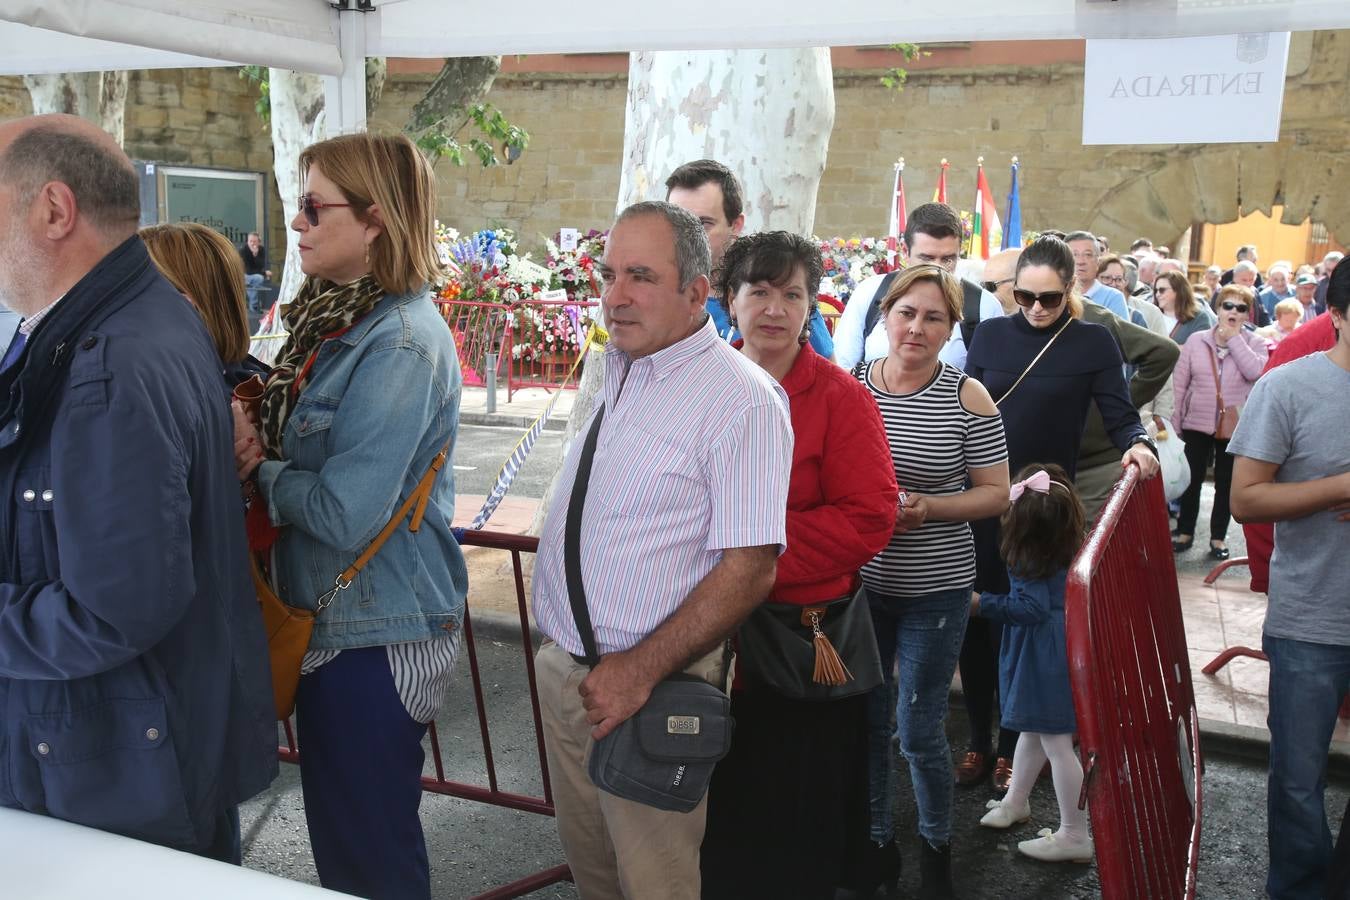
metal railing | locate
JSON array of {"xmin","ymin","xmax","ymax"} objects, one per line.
[
  {"xmin": 278, "ymin": 529, "xmax": 572, "ymax": 899},
  {"xmin": 1066, "ymin": 466, "xmax": 1203, "ymax": 900}
]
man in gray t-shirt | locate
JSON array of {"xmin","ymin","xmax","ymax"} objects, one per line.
[{"xmin": 1228, "ymin": 345, "xmax": 1350, "ymax": 899}]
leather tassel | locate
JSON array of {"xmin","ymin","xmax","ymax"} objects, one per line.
[{"xmin": 805, "ymin": 608, "xmax": 853, "ymax": 686}]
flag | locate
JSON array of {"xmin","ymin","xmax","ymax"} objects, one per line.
[
  {"xmin": 970, "ymin": 158, "xmax": 1003, "ymax": 261},
  {"xmin": 932, "ymin": 159, "xmax": 949, "ymax": 204},
  {"xmin": 887, "ymin": 159, "xmax": 907, "ymax": 240},
  {"xmin": 1002, "ymin": 157, "xmax": 1022, "ymax": 250}
]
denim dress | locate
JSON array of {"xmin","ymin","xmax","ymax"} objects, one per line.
[{"xmin": 978, "ymin": 568, "xmax": 1077, "ymax": 735}]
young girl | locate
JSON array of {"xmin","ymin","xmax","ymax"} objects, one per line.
[{"xmin": 973, "ymin": 463, "xmax": 1093, "ymax": 863}]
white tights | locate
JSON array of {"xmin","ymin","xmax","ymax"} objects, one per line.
[{"xmin": 1004, "ymin": 731, "xmax": 1087, "ymax": 842}]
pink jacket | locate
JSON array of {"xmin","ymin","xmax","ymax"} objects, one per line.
[{"xmin": 1173, "ymin": 327, "xmax": 1268, "ymax": 435}]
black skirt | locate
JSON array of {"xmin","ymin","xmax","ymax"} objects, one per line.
[{"xmin": 700, "ymin": 687, "xmax": 870, "ymax": 900}]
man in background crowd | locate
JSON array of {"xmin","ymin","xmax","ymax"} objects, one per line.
[{"xmin": 238, "ymin": 231, "xmax": 271, "ymax": 313}]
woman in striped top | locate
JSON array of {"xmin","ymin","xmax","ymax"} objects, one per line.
[{"xmin": 853, "ymin": 265, "xmax": 1010, "ymax": 898}]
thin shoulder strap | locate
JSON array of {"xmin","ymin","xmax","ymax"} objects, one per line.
[
  {"xmin": 565, "ymin": 406, "xmax": 607, "ymax": 666},
  {"xmin": 994, "ymin": 316, "xmax": 1072, "ymax": 408}
]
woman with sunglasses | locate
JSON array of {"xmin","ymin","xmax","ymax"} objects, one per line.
[
  {"xmin": 232, "ymin": 133, "xmax": 468, "ymax": 899},
  {"xmin": 1154, "ymin": 270, "xmax": 1216, "ymax": 345},
  {"xmin": 1170, "ymin": 283, "xmax": 1268, "ymax": 558},
  {"xmin": 960, "ymin": 237, "xmax": 1158, "ymax": 795}
]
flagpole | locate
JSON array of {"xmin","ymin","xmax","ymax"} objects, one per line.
[{"xmin": 887, "ymin": 157, "xmax": 906, "ymax": 267}]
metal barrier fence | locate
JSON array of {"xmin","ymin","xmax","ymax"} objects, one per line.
[
  {"xmin": 277, "ymin": 529, "xmax": 573, "ymax": 900},
  {"xmin": 437, "ymin": 298, "xmax": 597, "ymax": 401},
  {"xmin": 1066, "ymin": 466, "xmax": 1202, "ymax": 900}
]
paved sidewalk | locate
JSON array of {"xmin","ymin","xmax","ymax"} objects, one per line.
[{"xmin": 459, "ymin": 385, "xmax": 576, "ymax": 431}]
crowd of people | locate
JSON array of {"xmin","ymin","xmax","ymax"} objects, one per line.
[{"xmin": 0, "ymin": 111, "xmax": 1346, "ymax": 900}]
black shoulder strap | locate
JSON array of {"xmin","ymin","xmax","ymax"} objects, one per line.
[
  {"xmin": 960, "ymin": 279, "xmax": 982, "ymax": 348},
  {"xmin": 863, "ymin": 270, "xmax": 903, "ymax": 340},
  {"xmin": 564, "ymin": 405, "xmax": 606, "ymax": 666}
]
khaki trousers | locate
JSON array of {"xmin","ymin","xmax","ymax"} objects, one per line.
[{"xmin": 535, "ymin": 640, "xmax": 728, "ymax": 900}]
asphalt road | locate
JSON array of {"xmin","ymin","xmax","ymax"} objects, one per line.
[{"xmin": 449, "ymin": 423, "xmax": 567, "ymax": 505}]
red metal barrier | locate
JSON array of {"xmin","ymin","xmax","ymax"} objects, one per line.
[
  {"xmin": 437, "ymin": 298, "xmax": 510, "ymax": 389},
  {"xmin": 502, "ymin": 300, "xmax": 597, "ymax": 400},
  {"xmin": 1066, "ymin": 466, "xmax": 1202, "ymax": 900},
  {"xmin": 277, "ymin": 529, "xmax": 572, "ymax": 899}
]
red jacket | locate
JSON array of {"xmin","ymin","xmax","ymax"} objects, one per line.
[{"xmin": 765, "ymin": 344, "xmax": 899, "ymax": 605}]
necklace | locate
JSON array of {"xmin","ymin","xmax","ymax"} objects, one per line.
[{"xmin": 879, "ymin": 356, "xmax": 938, "ymax": 394}]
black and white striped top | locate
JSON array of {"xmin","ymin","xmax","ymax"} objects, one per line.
[
  {"xmin": 852, "ymin": 360, "xmax": 1008, "ymax": 597},
  {"xmin": 301, "ymin": 635, "xmax": 461, "ymax": 724}
]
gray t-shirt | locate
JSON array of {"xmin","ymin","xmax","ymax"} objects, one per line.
[{"xmin": 1227, "ymin": 352, "xmax": 1350, "ymax": 645}]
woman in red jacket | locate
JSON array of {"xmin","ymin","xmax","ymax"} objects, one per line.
[{"xmin": 701, "ymin": 232, "xmax": 898, "ymax": 900}]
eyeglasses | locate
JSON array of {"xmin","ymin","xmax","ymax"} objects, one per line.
[
  {"xmin": 298, "ymin": 194, "xmax": 351, "ymax": 227},
  {"xmin": 1099, "ymin": 274, "xmax": 1126, "ymax": 287},
  {"xmin": 1012, "ymin": 288, "xmax": 1066, "ymax": 309},
  {"xmin": 1220, "ymin": 302, "xmax": 1249, "ymax": 313},
  {"xmin": 982, "ymin": 278, "xmax": 1014, "ymax": 293}
]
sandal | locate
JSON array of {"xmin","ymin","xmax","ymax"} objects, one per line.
[
  {"xmin": 1171, "ymin": 535, "xmax": 1194, "ymax": 552},
  {"xmin": 1209, "ymin": 544, "xmax": 1230, "ymax": 560}
]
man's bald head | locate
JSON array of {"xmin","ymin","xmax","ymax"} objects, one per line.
[
  {"xmin": 983, "ymin": 248, "xmax": 1020, "ymax": 314},
  {"xmin": 0, "ymin": 113, "xmax": 138, "ymax": 239}
]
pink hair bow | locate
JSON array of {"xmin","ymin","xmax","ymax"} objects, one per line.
[{"xmin": 1009, "ymin": 469, "xmax": 1052, "ymax": 503}]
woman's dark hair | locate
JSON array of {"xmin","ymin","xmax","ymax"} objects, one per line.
[
  {"xmin": 1154, "ymin": 271, "xmax": 1198, "ymax": 324},
  {"xmin": 1014, "ymin": 235, "xmax": 1084, "ymax": 318},
  {"xmin": 714, "ymin": 231, "xmax": 823, "ymax": 338},
  {"xmin": 999, "ymin": 463, "xmax": 1085, "ymax": 581}
]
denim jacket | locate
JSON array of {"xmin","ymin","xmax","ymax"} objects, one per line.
[{"xmin": 257, "ymin": 286, "xmax": 468, "ymax": 650}]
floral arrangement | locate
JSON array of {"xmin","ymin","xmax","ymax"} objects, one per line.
[
  {"xmin": 817, "ymin": 236, "xmax": 897, "ymax": 303},
  {"xmin": 545, "ymin": 229, "xmax": 607, "ymax": 303}
]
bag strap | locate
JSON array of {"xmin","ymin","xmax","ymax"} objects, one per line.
[
  {"xmin": 959, "ymin": 278, "xmax": 982, "ymax": 348},
  {"xmin": 863, "ymin": 270, "xmax": 902, "ymax": 339},
  {"xmin": 994, "ymin": 315, "xmax": 1072, "ymax": 407},
  {"xmin": 315, "ymin": 439, "xmax": 452, "ymax": 609},
  {"xmin": 565, "ymin": 405, "xmax": 607, "ymax": 666},
  {"xmin": 1206, "ymin": 343, "xmax": 1227, "ymax": 412}
]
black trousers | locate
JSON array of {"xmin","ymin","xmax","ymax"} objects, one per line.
[
  {"xmin": 1177, "ymin": 429, "xmax": 1233, "ymax": 542},
  {"xmin": 964, "ymin": 517, "xmax": 1018, "ymax": 760}
]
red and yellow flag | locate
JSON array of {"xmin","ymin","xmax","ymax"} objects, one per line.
[
  {"xmin": 932, "ymin": 159, "xmax": 949, "ymax": 204},
  {"xmin": 970, "ymin": 158, "xmax": 1003, "ymax": 261}
]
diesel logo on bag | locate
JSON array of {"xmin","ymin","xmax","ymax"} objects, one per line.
[
  {"xmin": 667, "ymin": 715, "xmax": 701, "ymax": 735},
  {"xmin": 672, "ymin": 765, "xmax": 686, "ymax": 787}
]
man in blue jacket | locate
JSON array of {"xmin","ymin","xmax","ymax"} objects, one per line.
[{"xmin": 0, "ymin": 114, "xmax": 277, "ymax": 860}]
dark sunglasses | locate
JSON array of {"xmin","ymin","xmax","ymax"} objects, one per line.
[
  {"xmin": 1012, "ymin": 288, "xmax": 1066, "ymax": 309},
  {"xmin": 982, "ymin": 277, "xmax": 1014, "ymax": 293},
  {"xmin": 298, "ymin": 194, "xmax": 351, "ymax": 227},
  {"xmin": 1220, "ymin": 302, "xmax": 1249, "ymax": 313}
]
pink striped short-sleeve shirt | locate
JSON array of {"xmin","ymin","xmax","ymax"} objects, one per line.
[{"xmin": 533, "ymin": 318, "xmax": 793, "ymax": 656}]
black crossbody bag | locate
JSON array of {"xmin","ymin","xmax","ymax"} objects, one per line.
[{"xmin": 565, "ymin": 405, "xmax": 735, "ymax": 813}]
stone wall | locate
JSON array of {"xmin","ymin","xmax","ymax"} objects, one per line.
[
  {"xmin": 2, "ymin": 31, "xmax": 1347, "ymax": 258},
  {"xmin": 0, "ymin": 69, "xmax": 287, "ymax": 258}
]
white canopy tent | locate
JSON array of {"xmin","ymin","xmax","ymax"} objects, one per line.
[{"xmin": 3, "ymin": 0, "xmax": 1350, "ymax": 133}]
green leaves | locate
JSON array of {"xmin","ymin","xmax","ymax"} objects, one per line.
[
  {"xmin": 409, "ymin": 102, "xmax": 530, "ymax": 168},
  {"xmin": 880, "ymin": 43, "xmax": 925, "ymax": 93}
]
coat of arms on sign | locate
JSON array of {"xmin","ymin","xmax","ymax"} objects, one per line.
[{"xmin": 1236, "ymin": 33, "xmax": 1270, "ymax": 64}]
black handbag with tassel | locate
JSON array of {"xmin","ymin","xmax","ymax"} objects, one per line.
[{"xmin": 735, "ymin": 588, "xmax": 883, "ymax": 702}]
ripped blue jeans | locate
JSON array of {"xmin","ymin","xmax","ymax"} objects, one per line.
[{"xmin": 864, "ymin": 585, "xmax": 971, "ymax": 846}]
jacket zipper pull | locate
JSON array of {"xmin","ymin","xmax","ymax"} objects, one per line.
[{"xmin": 51, "ymin": 342, "xmax": 66, "ymax": 366}]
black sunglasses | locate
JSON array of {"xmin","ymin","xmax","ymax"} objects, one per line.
[
  {"xmin": 1220, "ymin": 302, "xmax": 1249, "ymax": 313},
  {"xmin": 1012, "ymin": 288, "xmax": 1066, "ymax": 310},
  {"xmin": 298, "ymin": 194, "xmax": 351, "ymax": 227},
  {"xmin": 982, "ymin": 277, "xmax": 1014, "ymax": 293}
]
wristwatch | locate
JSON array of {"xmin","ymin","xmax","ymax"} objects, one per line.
[{"xmin": 1129, "ymin": 434, "xmax": 1159, "ymax": 458}]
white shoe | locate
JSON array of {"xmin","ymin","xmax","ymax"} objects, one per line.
[
  {"xmin": 1017, "ymin": 828, "xmax": 1094, "ymax": 863},
  {"xmin": 979, "ymin": 797, "xmax": 1031, "ymax": 829}
]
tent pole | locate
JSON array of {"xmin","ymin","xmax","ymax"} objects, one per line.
[{"xmin": 324, "ymin": 1, "xmax": 373, "ymax": 134}]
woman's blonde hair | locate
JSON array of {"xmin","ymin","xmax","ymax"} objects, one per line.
[
  {"xmin": 1215, "ymin": 283, "xmax": 1256, "ymax": 310},
  {"xmin": 299, "ymin": 132, "xmax": 443, "ymax": 296},
  {"xmin": 141, "ymin": 222, "xmax": 250, "ymax": 364},
  {"xmin": 879, "ymin": 264, "xmax": 963, "ymax": 326}
]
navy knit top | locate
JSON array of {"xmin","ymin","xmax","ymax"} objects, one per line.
[{"xmin": 964, "ymin": 308, "xmax": 1145, "ymax": 479}]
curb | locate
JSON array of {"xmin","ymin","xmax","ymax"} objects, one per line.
[{"xmin": 459, "ymin": 411, "xmax": 569, "ymax": 432}]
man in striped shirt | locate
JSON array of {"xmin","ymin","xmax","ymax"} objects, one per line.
[{"xmin": 532, "ymin": 201, "xmax": 792, "ymax": 900}]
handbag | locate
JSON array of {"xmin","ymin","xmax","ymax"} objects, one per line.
[
  {"xmin": 735, "ymin": 591, "xmax": 883, "ymax": 701},
  {"xmin": 252, "ymin": 440, "xmax": 452, "ymax": 720},
  {"xmin": 565, "ymin": 406, "xmax": 735, "ymax": 813},
  {"xmin": 1206, "ymin": 346, "xmax": 1240, "ymax": 440}
]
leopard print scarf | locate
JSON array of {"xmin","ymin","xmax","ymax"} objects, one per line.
[{"xmin": 258, "ymin": 275, "xmax": 385, "ymax": 457}]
